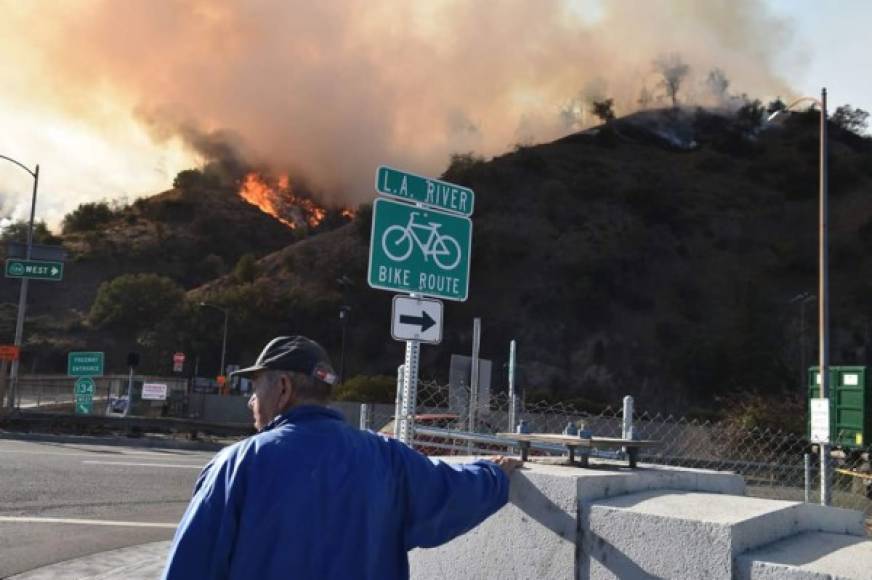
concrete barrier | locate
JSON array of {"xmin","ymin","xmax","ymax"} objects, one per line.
[{"xmin": 408, "ymin": 458, "xmax": 872, "ymax": 579}]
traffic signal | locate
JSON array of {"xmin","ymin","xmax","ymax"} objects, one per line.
[{"xmin": 126, "ymin": 351, "xmax": 140, "ymax": 368}]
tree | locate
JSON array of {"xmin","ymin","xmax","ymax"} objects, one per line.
[
  {"xmin": 832, "ymin": 105, "xmax": 870, "ymax": 135},
  {"xmin": 654, "ymin": 53, "xmax": 690, "ymax": 108},
  {"xmin": 766, "ymin": 97, "xmax": 787, "ymax": 115},
  {"xmin": 735, "ymin": 99, "xmax": 765, "ymax": 133},
  {"xmin": 592, "ymin": 98, "xmax": 615, "ymax": 123},
  {"xmin": 173, "ymin": 169, "xmax": 205, "ymax": 191},
  {"xmin": 0, "ymin": 220, "xmax": 59, "ymax": 244},
  {"xmin": 89, "ymin": 273, "xmax": 185, "ymax": 334},
  {"xmin": 233, "ymin": 253, "xmax": 259, "ymax": 283},
  {"xmin": 706, "ymin": 68, "xmax": 730, "ymax": 102},
  {"xmin": 61, "ymin": 201, "xmax": 115, "ymax": 234}
]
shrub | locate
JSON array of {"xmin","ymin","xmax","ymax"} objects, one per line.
[{"xmin": 62, "ymin": 202, "xmax": 115, "ymax": 234}]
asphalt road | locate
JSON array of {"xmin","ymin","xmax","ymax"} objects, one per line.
[{"xmin": 0, "ymin": 437, "xmax": 218, "ymax": 577}]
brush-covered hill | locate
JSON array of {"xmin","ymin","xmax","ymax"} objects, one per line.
[
  {"xmin": 5, "ymin": 105, "xmax": 872, "ymax": 414},
  {"xmin": 191, "ymin": 106, "xmax": 872, "ymax": 412}
]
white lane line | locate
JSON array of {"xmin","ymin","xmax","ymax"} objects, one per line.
[
  {"xmin": 82, "ymin": 460, "xmax": 203, "ymax": 469},
  {"xmin": 0, "ymin": 515, "xmax": 177, "ymax": 528}
]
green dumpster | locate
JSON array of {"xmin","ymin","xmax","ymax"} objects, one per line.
[{"xmin": 807, "ymin": 366, "xmax": 868, "ymax": 448}]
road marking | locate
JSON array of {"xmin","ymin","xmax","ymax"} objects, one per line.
[
  {"xmin": 0, "ymin": 515, "xmax": 176, "ymax": 528},
  {"xmin": 82, "ymin": 460, "xmax": 203, "ymax": 469}
]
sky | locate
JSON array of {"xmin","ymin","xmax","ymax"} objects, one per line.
[{"xmin": 0, "ymin": 0, "xmax": 868, "ymax": 231}]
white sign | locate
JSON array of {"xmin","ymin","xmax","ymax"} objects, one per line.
[
  {"xmin": 391, "ymin": 295, "xmax": 443, "ymax": 344},
  {"xmin": 141, "ymin": 383, "xmax": 168, "ymax": 401},
  {"xmin": 810, "ymin": 398, "xmax": 830, "ymax": 444}
]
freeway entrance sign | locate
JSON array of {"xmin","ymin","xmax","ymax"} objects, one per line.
[
  {"xmin": 4, "ymin": 258, "xmax": 63, "ymax": 281},
  {"xmin": 391, "ymin": 295, "xmax": 443, "ymax": 344},
  {"xmin": 375, "ymin": 165, "xmax": 475, "ymax": 216},
  {"xmin": 368, "ymin": 198, "xmax": 472, "ymax": 301},
  {"xmin": 68, "ymin": 352, "xmax": 104, "ymax": 377},
  {"xmin": 74, "ymin": 377, "xmax": 95, "ymax": 414}
]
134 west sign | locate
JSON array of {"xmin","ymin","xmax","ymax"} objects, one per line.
[{"xmin": 4, "ymin": 258, "xmax": 63, "ymax": 281}]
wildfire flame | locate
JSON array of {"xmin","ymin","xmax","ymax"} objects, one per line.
[{"xmin": 238, "ymin": 172, "xmax": 354, "ymax": 230}]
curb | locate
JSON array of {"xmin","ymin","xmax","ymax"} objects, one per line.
[{"xmin": 0, "ymin": 431, "xmax": 236, "ymax": 452}]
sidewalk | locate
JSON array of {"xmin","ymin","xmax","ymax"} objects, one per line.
[{"xmin": 9, "ymin": 542, "xmax": 171, "ymax": 580}]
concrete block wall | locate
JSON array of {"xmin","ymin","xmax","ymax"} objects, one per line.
[{"xmin": 408, "ymin": 459, "xmax": 872, "ymax": 580}]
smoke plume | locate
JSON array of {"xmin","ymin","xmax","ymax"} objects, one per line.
[{"xmin": 0, "ymin": 0, "xmax": 798, "ymax": 211}]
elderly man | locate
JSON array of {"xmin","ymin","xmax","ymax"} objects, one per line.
[{"xmin": 163, "ymin": 335, "xmax": 520, "ymax": 579}]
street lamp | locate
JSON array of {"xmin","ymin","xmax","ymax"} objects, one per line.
[
  {"xmin": 198, "ymin": 302, "xmax": 229, "ymax": 379},
  {"xmin": 0, "ymin": 154, "xmax": 39, "ymax": 409},
  {"xmin": 768, "ymin": 88, "xmax": 830, "ymax": 505}
]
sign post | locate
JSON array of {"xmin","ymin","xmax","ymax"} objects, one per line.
[{"xmin": 369, "ymin": 166, "xmax": 475, "ymax": 445}]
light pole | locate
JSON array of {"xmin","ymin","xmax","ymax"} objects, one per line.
[
  {"xmin": 768, "ymin": 88, "xmax": 830, "ymax": 505},
  {"xmin": 338, "ymin": 305, "xmax": 351, "ymax": 383},
  {"xmin": 0, "ymin": 154, "xmax": 39, "ymax": 410},
  {"xmin": 198, "ymin": 302, "xmax": 229, "ymax": 379}
]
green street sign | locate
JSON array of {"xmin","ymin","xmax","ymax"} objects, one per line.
[
  {"xmin": 4, "ymin": 258, "xmax": 63, "ymax": 281},
  {"xmin": 368, "ymin": 198, "xmax": 472, "ymax": 301},
  {"xmin": 68, "ymin": 352, "xmax": 104, "ymax": 377},
  {"xmin": 74, "ymin": 377, "xmax": 95, "ymax": 414},
  {"xmin": 74, "ymin": 377, "xmax": 96, "ymax": 395},
  {"xmin": 375, "ymin": 165, "xmax": 474, "ymax": 216}
]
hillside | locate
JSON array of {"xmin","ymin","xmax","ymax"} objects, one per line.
[{"xmin": 4, "ymin": 105, "xmax": 872, "ymax": 413}]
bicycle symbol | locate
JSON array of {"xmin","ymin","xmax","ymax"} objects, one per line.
[{"xmin": 381, "ymin": 212, "xmax": 462, "ymax": 271}]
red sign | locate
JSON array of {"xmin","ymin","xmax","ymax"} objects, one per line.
[
  {"xmin": 172, "ymin": 352, "xmax": 185, "ymax": 373},
  {"xmin": 0, "ymin": 345, "xmax": 20, "ymax": 362}
]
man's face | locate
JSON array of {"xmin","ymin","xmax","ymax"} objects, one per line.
[{"xmin": 248, "ymin": 372, "xmax": 283, "ymax": 430}]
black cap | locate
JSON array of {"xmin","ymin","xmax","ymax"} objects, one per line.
[{"xmin": 231, "ymin": 336, "xmax": 338, "ymax": 385}]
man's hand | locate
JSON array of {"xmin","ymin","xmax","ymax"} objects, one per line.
[{"xmin": 485, "ymin": 455, "xmax": 523, "ymax": 476}]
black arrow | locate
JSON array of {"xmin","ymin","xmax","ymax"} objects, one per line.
[{"xmin": 400, "ymin": 310, "xmax": 436, "ymax": 332}]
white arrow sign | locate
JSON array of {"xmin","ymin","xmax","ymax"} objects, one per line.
[{"xmin": 391, "ymin": 295, "xmax": 443, "ymax": 344}]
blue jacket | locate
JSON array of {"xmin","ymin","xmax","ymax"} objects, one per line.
[{"xmin": 162, "ymin": 405, "xmax": 509, "ymax": 579}]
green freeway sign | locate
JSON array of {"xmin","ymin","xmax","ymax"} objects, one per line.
[
  {"xmin": 375, "ymin": 165, "xmax": 474, "ymax": 216},
  {"xmin": 368, "ymin": 197, "xmax": 472, "ymax": 301},
  {"xmin": 74, "ymin": 377, "xmax": 95, "ymax": 415},
  {"xmin": 4, "ymin": 258, "xmax": 63, "ymax": 281},
  {"xmin": 68, "ymin": 352, "xmax": 104, "ymax": 377}
]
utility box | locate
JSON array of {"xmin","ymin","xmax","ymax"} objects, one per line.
[{"xmin": 807, "ymin": 366, "xmax": 868, "ymax": 448}]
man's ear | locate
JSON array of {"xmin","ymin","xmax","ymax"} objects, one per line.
[{"xmin": 277, "ymin": 374, "xmax": 296, "ymax": 408}]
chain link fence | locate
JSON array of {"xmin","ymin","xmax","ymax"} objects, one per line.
[{"xmin": 366, "ymin": 380, "xmax": 872, "ymax": 524}]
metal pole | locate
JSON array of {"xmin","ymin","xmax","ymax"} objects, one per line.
[
  {"xmin": 508, "ymin": 339, "xmax": 517, "ymax": 431},
  {"xmin": 622, "ymin": 395, "xmax": 635, "ymax": 440},
  {"xmin": 8, "ymin": 164, "xmax": 39, "ymax": 409},
  {"xmin": 220, "ymin": 309, "xmax": 228, "ymax": 378},
  {"xmin": 469, "ymin": 318, "xmax": 481, "ymax": 434},
  {"xmin": 804, "ymin": 453, "xmax": 811, "ymax": 503},
  {"xmin": 123, "ymin": 366, "xmax": 134, "ymax": 417},
  {"xmin": 359, "ymin": 402, "xmax": 371, "ymax": 430},
  {"xmin": 819, "ymin": 87, "xmax": 831, "ymax": 506},
  {"xmin": 399, "ymin": 342, "xmax": 420, "ymax": 445},
  {"xmin": 394, "ymin": 364, "xmax": 404, "ymax": 439}
]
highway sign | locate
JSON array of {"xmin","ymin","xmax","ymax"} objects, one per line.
[
  {"xmin": 5, "ymin": 241, "xmax": 67, "ymax": 261},
  {"xmin": 368, "ymin": 198, "xmax": 472, "ymax": 301},
  {"xmin": 375, "ymin": 165, "xmax": 474, "ymax": 216},
  {"xmin": 391, "ymin": 295, "xmax": 443, "ymax": 344},
  {"xmin": 68, "ymin": 352, "xmax": 104, "ymax": 377},
  {"xmin": 74, "ymin": 377, "xmax": 95, "ymax": 415},
  {"xmin": 4, "ymin": 259, "xmax": 63, "ymax": 281},
  {"xmin": 0, "ymin": 345, "xmax": 20, "ymax": 362}
]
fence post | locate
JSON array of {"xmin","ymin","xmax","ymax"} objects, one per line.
[
  {"xmin": 359, "ymin": 403, "xmax": 372, "ymax": 431},
  {"xmin": 622, "ymin": 395, "xmax": 635, "ymax": 440},
  {"xmin": 804, "ymin": 453, "xmax": 811, "ymax": 503},
  {"xmin": 507, "ymin": 339, "xmax": 517, "ymax": 432}
]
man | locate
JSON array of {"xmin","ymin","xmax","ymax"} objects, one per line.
[{"xmin": 163, "ymin": 335, "xmax": 520, "ymax": 579}]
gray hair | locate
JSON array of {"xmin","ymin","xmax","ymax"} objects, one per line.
[{"xmin": 266, "ymin": 370, "xmax": 332, "ymax": 403}]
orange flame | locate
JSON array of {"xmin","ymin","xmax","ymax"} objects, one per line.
[{"xmin": 238, "ymin": 172, "xmax": 355, "ymax": 230}]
